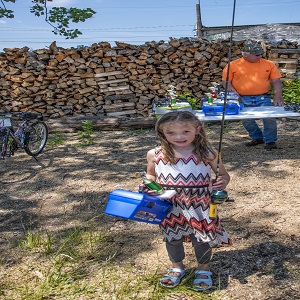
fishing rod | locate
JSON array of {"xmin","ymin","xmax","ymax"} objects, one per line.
[
  {"xmin": 209, "ymin": 0, "xmax": 237, "ymax": 219},
  {"xmin": 216, "ymin": 0, "xmax": 236, "ymax": 176}
]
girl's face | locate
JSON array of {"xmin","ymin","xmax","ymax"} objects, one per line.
[{"xmin": 161, "ymin": 121, "xmax": 200, "ymax": 148}]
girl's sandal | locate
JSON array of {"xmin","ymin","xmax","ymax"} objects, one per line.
[
  {"xmin": 193, "ymin": 270, "xmax": 213, "ymax": 291},
  {"xmin": 159, "ymin": 268, "xmax": 186, "ymax": 288}
]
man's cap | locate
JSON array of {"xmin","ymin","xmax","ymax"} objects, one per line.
[{"xmin": 242, "ymin": 42, "xmax": 264, "ymax": 55}]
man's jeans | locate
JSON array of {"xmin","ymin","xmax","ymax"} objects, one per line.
[{"xmin": 240, "ymin": 95, "xmax": 277, "ymax": 143}]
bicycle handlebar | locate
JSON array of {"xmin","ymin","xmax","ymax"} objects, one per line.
[
  {"xmin": 0, "ymin": 112, "xmax": 43, "ymax": 121},
  {"xmin": 21, "ymin": 112, "xmax": 42, "ymax": 120}
]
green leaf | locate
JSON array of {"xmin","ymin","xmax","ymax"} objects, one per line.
[
  {"xmin": 282, "ymin": 78, "xmax": 300, "ymax": 104},
  {"xmin": 0, "ymin": 0, "xmax": 96, "ymax": 39}
]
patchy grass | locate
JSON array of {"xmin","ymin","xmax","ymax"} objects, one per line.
[
  {"xmin": 47, "ymin": 130, "xmax": 65, "ymax": 147},
  {"xmin": 1, "ymin": 218, "xmax": 216, "ymax": 300},
  {"xmin": 1, "ymin": 121, "xmax": 299, "ymax": 300}
]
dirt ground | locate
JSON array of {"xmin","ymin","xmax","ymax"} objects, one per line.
[{"xmin": 0, "ymin": 118, "xmax": 299, "ymax": 300}]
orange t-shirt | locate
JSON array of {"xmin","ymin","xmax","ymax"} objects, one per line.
[{"xmin": 222, "ymin": 57, "xmax": 282, "ymax": 95}]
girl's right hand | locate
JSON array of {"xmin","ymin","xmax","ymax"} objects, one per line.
[{"xmin": 211, "ymin": 176, "xmax": 228, "ymax": 191}]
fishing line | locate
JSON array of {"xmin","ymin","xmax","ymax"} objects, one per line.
[{"xmin": 215, "ymin": 0, "xmax": 237, "ymax": 179}]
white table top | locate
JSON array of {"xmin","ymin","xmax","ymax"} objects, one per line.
[{"xmin": 194, "ymin": 106, "xmax": 300, "ymax": 122}]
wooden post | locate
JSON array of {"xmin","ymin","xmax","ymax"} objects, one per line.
[{"xmin": 196, "ymin": 2, "xmax": 203, "ymax": 38}]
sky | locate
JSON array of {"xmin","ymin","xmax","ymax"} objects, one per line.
[{"xmin": 0, "ymin": 0, "xmax": 299, "ymax": 51}]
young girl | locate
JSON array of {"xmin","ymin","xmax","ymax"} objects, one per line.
[{"xmin": 145, "ymin": 111, "xmax": 231, "ymax": 291}]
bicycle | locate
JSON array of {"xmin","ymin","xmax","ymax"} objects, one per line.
[{"xmin": 0, "ymin": 112, "xmax": 48, "ymax": 159}]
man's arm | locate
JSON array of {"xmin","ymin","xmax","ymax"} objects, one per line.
[{"xmin": 271, "ymin": 78, "xmax": 284, "ymax": 106}]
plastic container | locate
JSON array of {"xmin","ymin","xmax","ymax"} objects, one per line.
[
  {"xmin": 105, "ymin": 189, "xmax": 173, "ymax": 224},
  {"xmin": 227, "ymin": 92, "xmax": 239, "ymax": 100},
  {"xmin": 202, "ymin": 101, "xmax": 241, "ymax": 116},
  {"xmin": 219, "ymin": 92, "xmax": 239, "ymax": 101},
  {"xmin": 154, "ymin": 101, "xmax": 193, "ymax": 118}
]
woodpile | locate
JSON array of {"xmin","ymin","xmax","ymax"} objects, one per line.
[
  {"xmin": 268, "ymin": 48, "xmax": 300, "ymax": 79},
  {"xmin": 0, "ymin": 38, "xmax": 299, "ymax": 121},
  {"xmin": 46, "ymin": 115, "xmax": 157, "ymax": 132}
]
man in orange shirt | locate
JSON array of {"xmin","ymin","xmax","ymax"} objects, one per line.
[{"xmin": 222, "ymin": 41, "xmax": 284, "ymax": 150}]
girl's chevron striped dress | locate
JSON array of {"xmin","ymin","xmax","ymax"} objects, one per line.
[{"xmin": 154, "ymin": 148, "xmax": 231, "ymax": 247}]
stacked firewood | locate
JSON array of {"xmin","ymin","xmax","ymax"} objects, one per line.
[
  {"xmin": 0, "ymin": 38, "xmax": 298, "ymax": 119},
  {"xmin": 267, "ymin": 47, "xmax": 300, "ymax": 79}
]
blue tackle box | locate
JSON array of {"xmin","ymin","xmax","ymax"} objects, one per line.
[
  {"xmin": 202, "ymin": 101, "xmax": 241, "ymax": 116},
  {"xmin": 105, "ymin": 189, "xmax": 173, "ymax": 224}
]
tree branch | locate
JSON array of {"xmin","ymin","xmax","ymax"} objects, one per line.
[{"xmin": 0, "ymin": 0, "xmax": 96, "ymax": 39}]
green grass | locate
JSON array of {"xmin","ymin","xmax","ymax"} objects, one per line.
[
  {"xmin": 77, "ymin": 120, "xmax": 95, "ymax": 147},
  {"xmin": 46, "ymin": 121, "xmax": 97, "ymax": 149},
  {"xmin": 0, "ymin": 220, "xmax": 218, "ymax": 300},
  {"xmin": 47, "ymin": 130, "xmax": 65, "ymax": 147}
]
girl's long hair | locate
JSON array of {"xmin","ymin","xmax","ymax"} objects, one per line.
[{"xmin": 155, "ymin": 111, "xmax": 216, "ymax": 164}]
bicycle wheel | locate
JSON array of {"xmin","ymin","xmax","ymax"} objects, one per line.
[
  {"xmin": 0, "ymin": 129, "xmax": 9, "ymax": 158},
  {"xmin": 9, "ymin": 139, "xmax": 18, "ymax": 156},
  {"xmin": 0, "ymin": 129, "xmax": 4, "ymax": 147},
  {"xmin": 24, "ymin": 121, "xmax": 48, "ymax": 156}
]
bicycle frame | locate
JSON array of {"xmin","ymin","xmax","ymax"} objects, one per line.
[
  {"xmin": 0, "ymin": 112, "xmax": 48, "ymax": 159},
  {"xmin": 8, "ymin": 125, "xmax": 26, "ymax": 146},
  {"xmin": 1, "ymin": 119, "xmax": 26, "ymax": 158}
]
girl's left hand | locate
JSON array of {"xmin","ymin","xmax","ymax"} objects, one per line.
[
  {"xmin": 211, "ymin": 176, "xmax": 227, "ymax": 191},
  {"xmin": 138, "ymin": 183, "xmax": 162, "ymax": 196}
]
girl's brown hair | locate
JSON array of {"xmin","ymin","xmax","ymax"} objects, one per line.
[{"xmin": 155, "ymin": 111, "xmax": 216, "ymax": 164}]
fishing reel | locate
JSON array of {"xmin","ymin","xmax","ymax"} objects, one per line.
[
  {"xmin": 209, "ymin": 190, "xmax": 228, "ymax": 220},
  {"xmin": 211, "ymin": 190, "xmax": 228, "ymax": 204}
]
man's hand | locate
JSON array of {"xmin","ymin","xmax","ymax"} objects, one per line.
[
  {"xmin": 272, "ymin": 78, "xmax": 284, "ymax": 106},
  {"xmin": 273, "ymin": 97, "xmax": 284, "ymax": 106}
]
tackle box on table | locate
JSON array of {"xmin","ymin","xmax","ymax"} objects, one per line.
[
  {"xmin": 202, "ymin": 101, "xmax": 242, "ymax": 116},
  {"xmin": 105, "ymin": 189, "xmax": 175, "ymax": 224}
]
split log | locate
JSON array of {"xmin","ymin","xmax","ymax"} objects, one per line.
[
  {"xmin": 46, "ymin": 116, "xmax": 156, "ymax": 132},
  {"xmin": 0, "ymin": 38, "xmax": 298, "ymax": 121}
]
